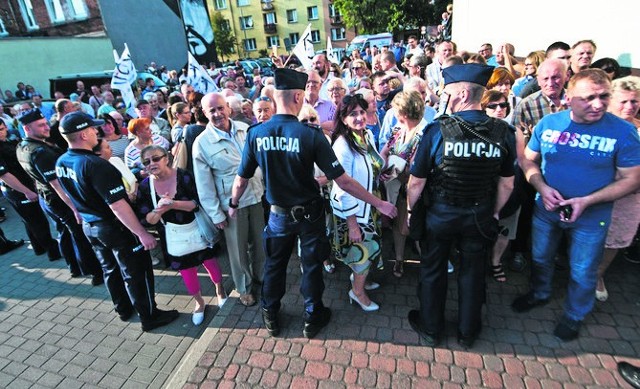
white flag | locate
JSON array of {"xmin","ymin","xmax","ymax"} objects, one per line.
[
  {"xmin": 187, "ymin": 51, "xmax": 219, "ymax": 94},
  {"xmin": 326, "ymin": 37, "xmax": 338, "ymax": 64},
  {"xmin": 111, "ymin": 44, "xmax": 138, "ymax": 118},
  {"xmin": 292, "ymin": 24, "xmax": 315, "ymax": 69}
]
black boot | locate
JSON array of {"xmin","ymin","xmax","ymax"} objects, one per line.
[{"xmin": 0, "ymin": 228, "xmax": 24, "ymax": 255}]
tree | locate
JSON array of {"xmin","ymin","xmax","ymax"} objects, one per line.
[
  {"xmin": 333, "ymin": 0, "xmax": 450, "ymax": 34},
  {"xmin": 211, "ymin": 11, "xmax": 237, "ymax": 62}
]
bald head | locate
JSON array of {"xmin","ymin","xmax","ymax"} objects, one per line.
[
  {"xmin": 537, "ymin": 59, "xmax": 567, "ymax": 100},
  {"xmin": 202, "ymin": 93, "xmax": 231, "ymax": 132}
]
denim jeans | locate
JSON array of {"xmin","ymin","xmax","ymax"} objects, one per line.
[{"xmin": 530, "ymin": 207, "xmax": 607, "ymax": 321}]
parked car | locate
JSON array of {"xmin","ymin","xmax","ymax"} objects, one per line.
[{"xmin": 49, "ymin": 71, "xmax": 167, "ymax": 99}]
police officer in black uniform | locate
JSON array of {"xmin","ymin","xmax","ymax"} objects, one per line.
[
  {"xmin": 56, "ymin": 111, "xmax": 178, "ymax": 331},
  {"xmin": 228, "ymin": 68, "xmax": 397, "ymax": 339},
  {"xmin": 406, "ymin": 64, "xmax": 516, "ymax": 348},
  {"xmin": 0, "ymin": 118, "xmax": 60, "ymax": 260},
  {"xmin": 16, "ymin": 109, "xmax": 102, "ymax": 283}
]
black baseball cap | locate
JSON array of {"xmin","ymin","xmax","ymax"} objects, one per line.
[{"xmin": 60, "ymin": 111, "xmax": 105, "ymax": 134}]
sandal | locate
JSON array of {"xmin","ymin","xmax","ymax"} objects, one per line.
[
  {"xmin": 393, "ymin": 260, "xmax": 404, "ymax": 278},
  {"xmin": 491, "ymin": 264, "xmax": 507, "ymax": 283}
]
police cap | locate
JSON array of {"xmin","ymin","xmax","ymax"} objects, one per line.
[
  {"xmin": 60, "ymin": 111, "xmax": 105, "ymax": 134},
  {"xmin": 274, "ymin": 68, "xmax": 308, "ymax": 90},
  {"xmin": 17, "ymin": 108, "xmax": 46, "ymax": 125},
  {"xmin": 443, "ymin": 63, "xmax": 494, "ymax": 87}
]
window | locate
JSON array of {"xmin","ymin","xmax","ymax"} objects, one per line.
[
  {"xmin": 221, "ymin": 19, "xmax": 231, "ymax": 31},
  {"xmin": 44, "ymin": 0, "xmax": 88, "ymax": 24},
  {"xmin": 237, "ymin": 0, "xmax": 250, "ymax": 6},
  {"xmin": 267, "ymin": 36, "xmax": 279, "ymax": 47},
  {"xmin": 331, "ymin": 28, "xmax": 345, "ymax": 41},
  {"xmin": 289, "ymin": 32, "xmax": 299, "ymax": 45},
  {"xmin": 244, "ymin": 39, "xmax": 257, "ymax": 51},
  {"xmin": 328, "ymin": 4, "xmax": 339, "ymax": 17},
  {"xmin": 263, "ymin": 12, "xmax": 277, "ymax": 25},
  {"xmin": 0, "ymin": 16, "xmax": 8, "ymax": 37},
  {"xmin": 307, "ymin": 6, "xmax": 318, "ymax": 20},
  {"xmin": 240, "ymin": 16, "xmax": 253, "ymax": 30},
  {"xmin": 286, "ymin": 9, "xmax": 297, "ymax": 23},
  {"xmin": 310, "ymin": 30, "xmax": 321, "ymax": 43},
  {"xmin": 215, "ymin": 0, "xmax": 227, "ymax": 9},
  {"xmin": 18, "ymin": 0, "xmax": 39, "ymax": 30}
]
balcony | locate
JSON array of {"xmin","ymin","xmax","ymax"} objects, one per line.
[
  {"xmin": 264, "ymin": 23, "xmax": 277, "ymax": 34},
  {"xmin": 330, "ymin": 15, "xmax": 343, "ymax": 25},
  {"xmin": 261, "ymin": 1, "xmax": 274, "ymax": 11}
]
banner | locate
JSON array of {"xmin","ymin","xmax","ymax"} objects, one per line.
[
  {"xmin": 178, "ymin": 0, "xmax": 218, "ymax": 66},
  {"xmin": 187, "ymin": 51, "xmax": 220, "ymax": 94},
  {"xmin": 326, "ymin": 37, "xmax": 338, "ymax": 64},
  {"xmin": 111, "ymin": 44, "xmax": 138, "ymax": 118},
  {"xmin": 292, "ymin": 24, "xmax": 315, "ymax": 69}
]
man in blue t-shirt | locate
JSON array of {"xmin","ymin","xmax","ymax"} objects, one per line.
[{"xmin": 512, "ymin": 69, "xmax": 640, "ymax": 342}]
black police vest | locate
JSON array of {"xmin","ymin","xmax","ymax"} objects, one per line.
[
  {"xmin": 431, "ymin": 115, "xmax": 509, "ymax": 204},
  {"xmin": 16, "ymin": 139, "xmax": 58, "ymax": 196}
]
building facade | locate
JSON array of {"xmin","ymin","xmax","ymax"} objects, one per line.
[{"xmin": 208, "ymin": 0, "xmax": 355, "ymax": 60}]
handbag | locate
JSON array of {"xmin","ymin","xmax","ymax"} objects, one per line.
[
  {"xmin": 171, "ymin": 133, "xmax": 188, "ymax": 170},
  {"xmin": 149, "ymin": 175, "xmax": 210, "ymax": 257},
  {"xmin": 194, "ymin": 206, "xmax": 221, "ymax": 246}
]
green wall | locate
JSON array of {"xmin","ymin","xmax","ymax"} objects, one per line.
[{"xmin": 0, "ymin": 36, "xmax": 114, "ymax": 99}]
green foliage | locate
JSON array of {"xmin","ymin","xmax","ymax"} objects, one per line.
[
  {"xmin": 258, "ymin": 49, "xmax": 268, "ymax": 57},
  {"xmin": 211, "ymin": 11, "xmax": 237, "ymax": 61},
  {"xmin": 333, "ymin": 0, "xmax": 451, "ymax": 34}
]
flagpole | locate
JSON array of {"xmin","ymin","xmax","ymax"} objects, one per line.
[{"xmin": 283, "ymin": 52, "xmax": 294, "ymax": 67}]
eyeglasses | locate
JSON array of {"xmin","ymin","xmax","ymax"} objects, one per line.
[
  {"xmin": 328, "ymin": 87, "xmax": 345, "ymax": 93},
  {"xmin": 342, "ymin": 93, "xmax": 364, "ymax": 105},
  {"xmin": 486, "ymin": 102, "xmax": 509, "ymax": 110},
  {"xmin": 301, "ymin": 116, "xmax": 317, "ymax": 123},
  {"xmin": 141, "ymin": 155, "xmax": 166, "ymax": 166}
]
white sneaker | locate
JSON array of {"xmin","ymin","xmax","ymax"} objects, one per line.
[
  {"xmin": 192, "ymin": 310, "xmax": 205, "ymax": 326},
  {"xmin": 448, "ymin": 261, "xmax": 454, "ymax": 274}
]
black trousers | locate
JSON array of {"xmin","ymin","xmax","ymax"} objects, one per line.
[
  {"xmin": 39, "ymin": 195, "xmax": 101, "ymax": 276},
  {"xmin": 83, "ymin": 220, "xmax": 157, "ymax": 320},
  {"xmin": 261, "ymin": 201, "xmax": 328, "ymax": 322},
  {"xmin": 3, "ymin": 189, "xmax": 57, "ymax": 255},
  {"xmin": 418, "ymin": 201, "xmax": 498, "ymax": 337}
]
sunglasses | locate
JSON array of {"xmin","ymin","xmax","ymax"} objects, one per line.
[
  {"xmin": 141, "ymin": 155, "xmax": 166, "ymax": 166},
  {"xmin": 353, "ymin": 66, "xmax": 363, "ymax": 70},
  {"xmin": 342, "ymin": 93, "xmax": 364, "ymax": 105},
  {"xmin": 255, "ymin": 96, "xmax": 272, "ymax": 102},
  {"xmin": 486, "ymin": 102, "xmax": 509, "ymax": 110},
  {"xmin": 301, "ymin": 116, "xmax": 317, "ymax": 123}
]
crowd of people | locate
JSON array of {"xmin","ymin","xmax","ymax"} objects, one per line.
[{"xmin": 1, "ymin": 34, "xmax": 639, "ymax": 384}]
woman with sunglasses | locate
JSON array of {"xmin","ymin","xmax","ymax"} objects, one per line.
[
  {"xmin": 330, "ymin": 94, "xmax": 385, "ymax": 311},
  {"xmin": 98, "ymin": 114, "xmax": 130, "ymax": 160},
  {"xmin": 348, "ymin": 59, "xmax": 368, "ymax": 92},
  {"xmin": 124, "ymin": 118, "xmax": 170, "ymax": 180},
  {"xmin": 481, "ymin": 90, "xmax": 517, "ymax": 283},
  {"xmin": 486, "ymin": 67, "xmax": 520, "ymax": 124},
  {"xmin": 299, "ymin": 104, "xmax": 336, "ymax": 274},
  {"xmin": 135, "ymin": 145, "xmax": 227, "ymax": 325},
  {"xmin": 380, "ymin": 91, "xmax": 428, "ymax": 278}
]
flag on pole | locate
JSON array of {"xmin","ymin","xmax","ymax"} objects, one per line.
[
  {"xmin": 186, "ymin": 51, "xmax": 219, "ymax": 94},
  {"xmin": 326, "ymin": 37, "xmax": 338, "ymax": 64},
  {"xmin": 111, "ymin": 44, "xmax": 138, "ymax": 118},
  {"xmin": 291, "ymin": 24, "xmax": 315, "ymax": 69}
]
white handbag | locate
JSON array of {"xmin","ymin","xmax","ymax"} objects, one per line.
[{"xmin": 149, "ymin": 176, "xmax": 209, "ymax": 257}]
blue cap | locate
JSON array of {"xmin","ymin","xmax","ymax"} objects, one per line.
[
  {"xmin": 274, "ymin": 68, "xmax": 308, "ymax": 90},
  {"xmin": 17, "ymin": 108, "xmax": 45, "ymax": 125},
  {"xmin": 443, "ymin": 63, "xmax": 494, "ymax": 87},
  {"xmin": 60, "ymin": 111, "xmax": 104, "ymax": 134}
]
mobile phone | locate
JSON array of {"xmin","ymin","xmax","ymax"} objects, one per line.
[{"xmin": 560, "ymin": 205, "xmax": 573, "ymax": 220}]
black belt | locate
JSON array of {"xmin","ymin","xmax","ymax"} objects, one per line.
[{"xmin": 270, "ymin": 199, "xmax": 322, "ymax": 222}]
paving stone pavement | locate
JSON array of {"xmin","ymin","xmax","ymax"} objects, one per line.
[{"xmin": 1, "ymin": 194, "xmax": 640, "ymax": 388}]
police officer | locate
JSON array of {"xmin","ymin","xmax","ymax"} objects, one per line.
[
  {"xmin": 16, "ymin": 109, "xmax": 102, "ymax": 283},
  {"xmin": 0, "ymin": 118, "xmax": 60, "ymax": 260},
  {"xmin": 406, "ymin": 64, "xmax": 516, "ymax": 348},
  {"xmin": 56, "ymin": 111, "xmax": 179, "ymax": 331},
  {"xmin": 228, "ymin": 68, "xmax": 397, "ymax": 339}
]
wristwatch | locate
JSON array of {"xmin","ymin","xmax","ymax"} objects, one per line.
[{"xmin": 228, "ymin": 198, "xmax": 239, "ymax": 209}]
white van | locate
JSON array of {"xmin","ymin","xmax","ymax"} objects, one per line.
[{"xmin": 345, "ymin": 33, "xmax": 393, "ymax": 57}]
